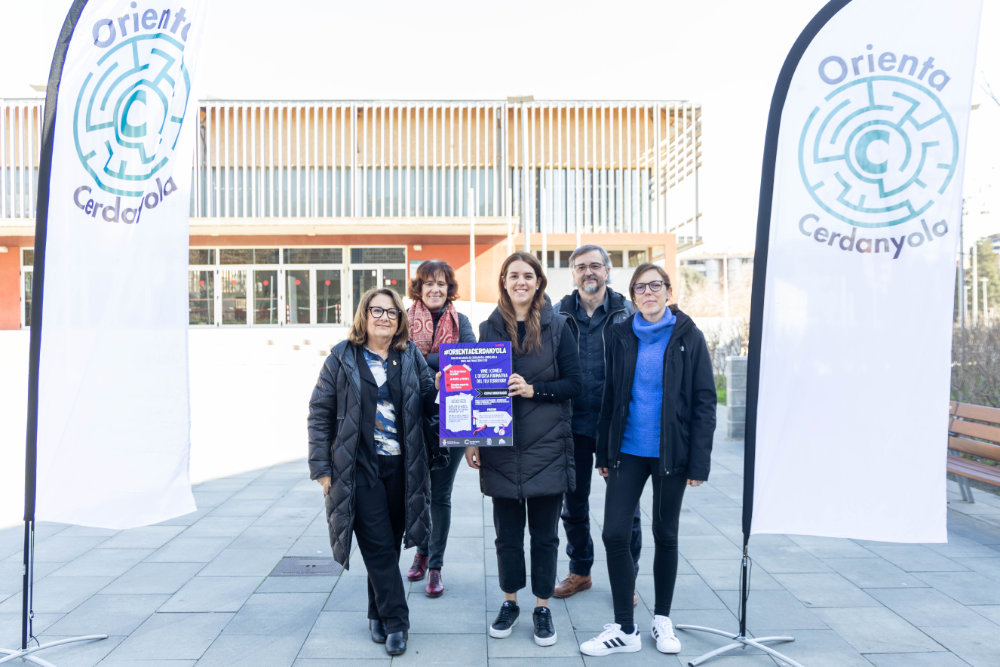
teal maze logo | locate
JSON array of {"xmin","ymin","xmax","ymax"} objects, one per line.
[
  {"xmin": 74, "ymin": 33, "xmax": 191, "ymax": 198},
  {"xmin": 798, "ymin": 76, "xmax": 958, "ymax": 229}
]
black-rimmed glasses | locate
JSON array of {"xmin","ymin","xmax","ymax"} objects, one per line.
[
  {"xmin": 633, "ymin": 280, "xmax": 667, "ymax": 294},
  {"xmin": 368, "ymin": 306, "xmax": 401, "ymax": 320}
]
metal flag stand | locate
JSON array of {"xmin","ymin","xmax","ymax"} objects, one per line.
[
  {"xmin": 674, "ymin": 1, "xmax": 853, "ymax": 664},
  {"xmin": 0, "ymin": 1, "xmax": 108, "ymax": 664}
]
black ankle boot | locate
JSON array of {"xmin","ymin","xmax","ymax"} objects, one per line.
[
  {"xmin": 369, "ymin": 619, "xmax": 387, "ymax": 644},
  {"xmin": 385, "ymin": 630, "xmax": 408, "ymax": 656}
]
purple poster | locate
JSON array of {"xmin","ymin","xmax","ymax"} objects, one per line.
[{"xmin": 438, "ymin": 342, "xmax": 513, "ymax": 447}]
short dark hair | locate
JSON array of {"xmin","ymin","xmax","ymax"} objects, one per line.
[
  {"xmin": 569, "ymin": 244, "xmax": 611, "ymax": 267},
  {"xmin": 408, "ymin": 259, "xmax": 460, "ymax": 302},
  {"xmin": 628, "ymin": 263, "xmax": 672, "ymax": 302}
]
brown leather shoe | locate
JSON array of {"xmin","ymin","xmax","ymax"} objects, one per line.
[
  {"xmin": 407, "ymin": 553, "xmax": 428, "ymax": 581},
  {"xmin": 553, "ymin": 573, "xmax": 592, "ymax": 598}
]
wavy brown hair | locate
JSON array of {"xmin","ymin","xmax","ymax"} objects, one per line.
[
  {"xmin": 497, "ymin": 252, "xmax": 547, "ymax": 355},
  {"xmin": 408, "ymin": 259, "xmax": 459, "ymax": 303},
  {"xmin": 347, "ymin": 288, "xmax": 410, "ymax": 352}
]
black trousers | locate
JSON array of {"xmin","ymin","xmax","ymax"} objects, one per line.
[
  {"xmin": 354, "ymin": 455, "xmax": 409, "ymax": 633},
  {"xmin": 417, "ymin": 449, "xmax": 464, "ymax": 569},
  {"xmin": 493, "ymin": 494, "xmax": 563, "ymax": 600},
  {"xmin": 561, "ymin": 433, "xmax": 642, "ymax": 577},
  {"xmin": 603, "ymin": 453, "xmax": 687, "ymax": 629}
]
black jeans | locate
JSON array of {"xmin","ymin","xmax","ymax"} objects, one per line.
[
  {"xmin": 493, "ymin": 494, "xmax": 562, "ymax": 600},
  {"xmin": 603, "ymin": 453, "xmax": 687, "ymax": 629},
  {"xmin": 561, "ymin": 433, "xmax": 642, "ymax": 577},
  {"xmin": 416, "ymin": 449, "xmax": 463, "ymax": 569},
  {"xmin": 354, "ymin": 455, "xmax": 409, "ymax": 633}
]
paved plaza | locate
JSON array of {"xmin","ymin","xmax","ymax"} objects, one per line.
[{"xmin": 1, "ymin": 330, "xmax": 1000, "ymax": 665}]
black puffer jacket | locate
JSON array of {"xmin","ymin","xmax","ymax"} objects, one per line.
[
  {"xmin": 307, "ymin": 340, "xmax": 435, "ymax": 568},
  {"xmin": 596, "ymin": 307, "xmax": 716, "ymax": 481},
  {"xmin": 477, "ymin": 303, "xmax": 579, "ymax": 499}
]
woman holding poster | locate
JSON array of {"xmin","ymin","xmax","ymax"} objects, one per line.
[
  {"xmin": 308, "ymin": 288, "xmax": 438, "ymax": 657},
  {"xmin": 468, "ymin": 252, "xmax": 581, "ymax": 647},
  {"xmin": 579, "ymin": 263, "xmax": 715, "ymax": 657},
  {"xmin": 405, "ymin": 259, "xmax": 477, "ymax": 597}
]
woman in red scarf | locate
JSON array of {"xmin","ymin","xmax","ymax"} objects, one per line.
[{"xmin": 405, "ymin": 259, "xmax": 477, "ymax": 596}]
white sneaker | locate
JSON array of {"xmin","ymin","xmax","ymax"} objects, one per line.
[
  {"xmin": 579, "ymin": 623, "xmax": 642, "ymax": 656},
  {"xmin": 651, "ymin": 615, "xmax": 681, "ymax": 653}
]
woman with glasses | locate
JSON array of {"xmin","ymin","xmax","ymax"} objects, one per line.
[
  {"xmin": 308, "ymin": 287, "xmax": 438, "ymax": 657},
  {"xmin": 405, "ymin": 259, "xmax": 477, "ymax": 597},
  {"xmin": 579, "ymin": 263, "xmax": 716, "ymax": 657},
  {"xmin": 469, "ymin": 252, "xmax": 581, "ymax": 647}
]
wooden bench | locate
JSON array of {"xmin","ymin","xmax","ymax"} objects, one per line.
[{"xmin": 948, "ymin": 401, "xmax": 1000, "ymax": 503}]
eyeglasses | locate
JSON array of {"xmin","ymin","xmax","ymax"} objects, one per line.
[
  {"xmin": 368, "ymin": 306, "xmax": 401, "ymax": 320},
  {"xmin": 573, "ymin": 262, "xmax": 607, "ymax": 273},
  {"xmin": 633, "ymin": 280, "xmax": 667, "ymax": 294}
]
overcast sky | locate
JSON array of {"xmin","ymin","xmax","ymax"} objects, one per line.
[{"xmin": 1, "ymin": 0, "xmax": 996, "ymax": 248}]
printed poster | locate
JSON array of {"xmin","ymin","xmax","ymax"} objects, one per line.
[{"xmin": 438, "ymin": 342, "xmax": 513, "ymax": 447}]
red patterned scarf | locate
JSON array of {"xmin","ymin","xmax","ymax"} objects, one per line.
[{"xmin": 408, "ymin": 299, "xmax": 460, "ymax": 355}]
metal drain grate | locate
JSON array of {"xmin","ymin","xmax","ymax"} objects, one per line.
[{"xmin": 270, "ymin": 557, "xmax": 343, "ymax": 576}]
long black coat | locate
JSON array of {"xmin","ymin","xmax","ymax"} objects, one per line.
[
  {"xmin": 596, "ymin": 307, "xmax": 716, "ymax": 481},
  {"xmin": 477, "ymin": 304, "xmax": 578, "ymax": 499},
  {"xmin": 307, "ymin": 340, "xmax": 435, "ymax": 568}
]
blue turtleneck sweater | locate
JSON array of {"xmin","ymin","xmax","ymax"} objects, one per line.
[{"xmin": 620, "ymin": 309, "xmax": 677, "ymax": 458}]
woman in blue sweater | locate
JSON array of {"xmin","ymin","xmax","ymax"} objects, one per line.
[{"xmin": 579, "ymin": 263, "xmax": 716, "ymax": 657}]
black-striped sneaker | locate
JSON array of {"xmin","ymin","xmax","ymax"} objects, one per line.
[
  {"xmin": 580, "ymin": 623, "xmax": 642, "ymax": 656},
  {"xmin": 489, "ymin": 600, "xmax": 519, "ymax": 638},
  {"xmin": 532, "ymin": 606, "xmax": 557, "ymax": 646}
]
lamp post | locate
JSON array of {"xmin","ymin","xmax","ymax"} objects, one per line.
[{"xmin": 982, "ymin": 277, "xmax": 989, "ymax": 325}]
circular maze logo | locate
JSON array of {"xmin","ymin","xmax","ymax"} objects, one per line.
[
  {"xmin": 798, "ymin": 75, "xmax": 958, "ymax": 229},
  {"xmin": 74, "ymin": 34, "xmax": 191, "ymax": 198}
]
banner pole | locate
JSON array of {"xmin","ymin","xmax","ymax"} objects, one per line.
[
  {"xmin": 0, "ymin": 0, "xmax": 108, "ymax": 662},
  {"xmin": 674, "ymin": 1, "xmax": 854, "ymax": 664}
]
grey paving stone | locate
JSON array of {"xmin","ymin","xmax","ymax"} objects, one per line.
[
  {"xmin": 920, "ymin": 624, "xmax": 1000, "ymax": 666},
  {"xmin": 45, "ymin": 594, "xmax": 168, "ymax": 636},
  {"xmin": 160, "ymin": 576, "xmax": 263, "ymax": 613},
  {"xmin": 787, "ymin": 535, "xmax": 874, "ymax": 559},
  {"xmin": 953, "ymin": 556, "xmax": 1000, "ymax": 581},
  {"xmin": 299, "ymin": 611, "xmax": 394, "ymax": 660},
  {"xmin": 101, "ymin": 562, "xmax": 205, "ymax": 595},
  {"xmin": 912, "ymin": 571, "xmax": 1000, "ymax": 605},
  {"xmin": 286, "ymin": 534, "xmax": 332, "ymax": 558},
  {"xmin": 756, "ymin": 628, "xmax": 871, "ymax": 667},
  {"xmin": 813, "ymin": 607, "xmax": 943, "ymax": 653},
  {"xmin": 823, "ymin": 557, "xmax": 926, "ymax": 589},
  {"xmin": 866, "ymin": 653, "xmax": 972, "ymax": 666},
  {"xmin": 770, "ymin": 572, "xmax": 880, "ymax": 608},
  {"xmin": 658, "ymin": 573, "xmax": 728, "ymax": 611},
  {"xmin": 0, "ymin": 575, "xmax": 114, "ymax": 614},
  {"xmin": 293, "ymin": 661, "xmax": 389, "ymax": 666},
  {"xmin": 322, "ymin": 573, "xmax": 369, "ymax": 612},
  {"xmin": 500, "ymin": 659, "xmax": 585, "ymax": 667},
  {"xmin": 257, "ymin": 575, "xmax": 337, "ymax": 594},
  {"xmin": 971, "ymin": 604, "xmax": 1000, "ymax": 624},
  {"xmin": 228, "ymin": 525, "xmax": 304, "ymax": 550},
  {"xmin": 147, "ymin": 537, "xmax": 233, "ymax": 563},
  {"xmin": 210, "ymin": 498, "xmax": 275, "ymax": 518},
  {"xmin": 198, "ymin": 548, "xmax": 286, "ymax": 577},
  {"xmin": 401, "ymin": 631, "xmax": 487, "ymax": 665},
  {"xmin": 865, "ymin": 544, "xmax": 970, "ymax": 572},
  {"xmin": 50, "ymin": 548, "xmax": 154, "ymax": 577},
  {"xmin": 100, "ymin": 660, "xmax": 196, "ymax": 666},
  {"xmin": 676, "ymin": 535, "xmax": 741, "ymax": 561},
  {"xmin": 181, "ymin": 515, "xmax": 257, "ymax": 539},
  {"xmin": 29, "ymin": 536, "xmax": 110, "ymax": 563},
  {"xmin": 0, "ymin": 611, "xmax": 62, "ymax": 638},
  {"xmin": 717, "ymin": 588, "xmax": 830, "ymax": 631},
  {"xmin": 868, "ymin": 586, "xmax": 999, "ymax": 628},
  {"xmin": 106, "ymin": 612, "xmax": 232, "ymax": 660},
  {"xmin": 223, "ymin": 592, "xmax": 326, "ymax": 637},
  {"xmin": 196, "ymin": 632, "xmax": 304, "ymax": 666},
  {"xmin": 99, "ymin": 526, "xmax": 185, "ymax": 550},
  {"xmin": 747, "ymin": 543, "xmax": 833, "ymax": 574},
  {"xmin": 687, "ymin": 558, "xmax": 783, "ymax": 591}
]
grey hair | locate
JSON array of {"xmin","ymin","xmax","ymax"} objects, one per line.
[{"xmin": 569, "ymin": 244, "xmax": 611, "ymax": 266}]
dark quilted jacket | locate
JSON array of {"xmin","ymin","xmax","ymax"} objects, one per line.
[
  {"xmin": 307, "ymin": 340, "xmax": 434, "ymax": 568},
  {"xmin": 477, "ymin": 303, "xmax": 577, "ymax": 499}
]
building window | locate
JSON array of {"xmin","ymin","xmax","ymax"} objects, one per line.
[{"xmin": 350, "ymin": 247, "xmax": 406, "ymax": 264}]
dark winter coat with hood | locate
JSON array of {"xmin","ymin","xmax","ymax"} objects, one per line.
[
  {"xmin": 307, "ymin": 339, "xmax": 435, "ymax": 568},
  {"xmin": 477, "ymin": 302, "xmax": 580, "ymax": 499},
  {"xmin": 596, "ymin": 306, "xmax": 716, "ymax": 481}
]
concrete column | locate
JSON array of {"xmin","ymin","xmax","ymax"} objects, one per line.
[{"xmin": 726, "ymin": 356, "xmax": 747, "ymax": 440}]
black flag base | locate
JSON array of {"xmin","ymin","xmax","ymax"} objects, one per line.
[
  {"xmin": 675, "ymin": 545, "xmax": 802, "ymax": 667},
  {"xmin": 0, "ymin": 636, "xmax": 109, "ymax": 667}
]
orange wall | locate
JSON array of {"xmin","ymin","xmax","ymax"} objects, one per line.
[{"xmin": 0, "ymin": 247, "xmax": 23, "ymax": 329}]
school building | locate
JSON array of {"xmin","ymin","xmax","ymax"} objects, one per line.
[{"xmin": 0, "ymin": 98, "xmax": 702, "ymax": 329}]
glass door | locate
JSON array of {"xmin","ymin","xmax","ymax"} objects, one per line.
[
  {"xmin": 221, "ymin": 269, "xmax": 248, "ymax": 325},
  {"xmin": 316, "ymin": 269, "xmax": 343, "ymax": 324},
  {"xmin": 188, "ymin": 270, "xmax": 215, "ymax": 325},
  {"xmin": 352, "ymin": 268, "xmax": 380, "ymax": 316},
  {"xmin": 286, "ymin": 269, "xmax": 311, "ymax": 324},
  {"xmin": 254, "ymin": 269, "xmax": 279, "ymax": 325}
]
